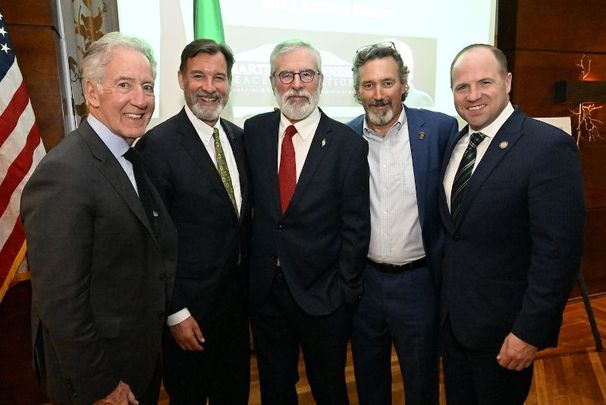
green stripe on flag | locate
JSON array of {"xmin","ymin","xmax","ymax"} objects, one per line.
[{"xmin": 194, "ymin": 0, "xmax": 225, "ymax": 43}]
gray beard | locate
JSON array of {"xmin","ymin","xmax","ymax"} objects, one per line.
[
  {"xmin": 277, "ymin": 90, "xmax": 319, "ymax": 121},
  {"xmin": 367, "ymin": 106, "xmax": 394, "ymax": 127}
]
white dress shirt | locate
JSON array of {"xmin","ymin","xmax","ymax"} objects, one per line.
[
  {"xmin": 363, "ymin": 108, "xmax": 425, "ymax": 265},
  {"xmin": 277, "ymin": 107, "xmax": 321, "ymax": 179},
  {"xmin": 87, "ymin": 115, "xmax": 136, "ymax": 192},
  {"xmin": 167, "ymin": 105, "xmax": 243, "ymax": 327},
  {"xmin": 443, "ymin": 102, "xmax": 514, "ymax": 211}
]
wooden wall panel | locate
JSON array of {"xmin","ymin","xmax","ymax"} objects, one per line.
[{"xmin": 515, "ymin": 0, "xmax": 606, "ymax": 53}]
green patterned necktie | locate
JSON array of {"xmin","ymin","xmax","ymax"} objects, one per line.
[{"xmin": 212, "ymin": 127, "xmax": 238, "ymax": 214}]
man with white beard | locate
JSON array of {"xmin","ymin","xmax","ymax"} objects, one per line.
[
  {"xmin": 136, "ymin": 39, "xmax": 251, "ymax": 405},
  {"xmin": 244, "ymin": 39, "xmax": 371, "ymax": 405}
]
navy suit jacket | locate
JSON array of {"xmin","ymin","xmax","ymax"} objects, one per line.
[
  {"xmin": 347, "ymin": 105, "xmax": 458, "ymax": 286},
  {"xmin": 137, "ymin": 109, "xmax": 251, "ymax": 327},
  {"xmin": 21, "ymin": 121, "xmax": 177, "ymax": 404},
  {"xmin": 244, "ymin": 109, "xmax": 370, "ymax": 316},
  {"xmin": 439, "ymin": 108, "xmax": 585, "ymax": 350}
]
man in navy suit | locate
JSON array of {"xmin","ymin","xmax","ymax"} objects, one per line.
[
  {"xmin": 440, "ymin": 44, "xmax": 585, "ymax": 404},
  {"xmin": 137, "ymin": 39, "xmax": 250, "ymax": 404},
  {"xmin": 347, "ymin": 42, "xmax": 457, "ymax": 405},
  {"xmin": 244, "ymin": 39, "xmax": 370, "ymax": 405}
]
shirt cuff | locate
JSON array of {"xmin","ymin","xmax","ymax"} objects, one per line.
[{"xmin": 166, "ymin": 308, "xmax": 191, "ymax": 326}]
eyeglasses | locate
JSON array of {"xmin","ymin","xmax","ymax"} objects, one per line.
[
  {"xmin": 272, "ymin": 69, "xmax": 321, "ymax": 84},
  {"xmin": 356, "ymin": 41, "xmax": 397, "ymax": 55}
]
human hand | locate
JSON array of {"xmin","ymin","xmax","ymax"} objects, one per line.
[
  {"xmin": 496, "ymin": 332, "xmax": 538, "ymax": 371},
  {"xmin": 93, "ymin": 381, "xmax": 138, "ymax": 404},
  {"xmin": 169, "ymin": 315, "xmax": 205, "ymax": 351}
]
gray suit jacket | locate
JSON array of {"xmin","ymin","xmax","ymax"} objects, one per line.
[{"xmin": 21, "ymin": 120, "xmax": 177, "ymax": 404}]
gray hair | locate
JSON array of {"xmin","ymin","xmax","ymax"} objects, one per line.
[
  {"xmin": 82, "ymin": 31, "xmax": 157, "ymax": 86},
  {"xmin": 352, "ymin": 42, "xmax": 410, "ymax": 101},
  {"xmin": 269, "ymin": 39, "xmax": 322, "ymax": 74}
]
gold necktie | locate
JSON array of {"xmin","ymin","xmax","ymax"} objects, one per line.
[{"xmin": 212, "ymin": 128, "xmax": 238, "ymax": 214}]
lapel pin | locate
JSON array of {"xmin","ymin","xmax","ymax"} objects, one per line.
[
  {"xmin": 321, "ymin": 138, "xmax": 326, "ymax": 148},
  {"xmin": 152, "ymin": 210, "xmax": 159, "ymax": 217},
  {"xmin": 418, "ymin": 131, "xmax": 425, "ymax": 140},
  {"xmin": 499, "ymin": 141, "xmax": 509, "ymax": 149}
]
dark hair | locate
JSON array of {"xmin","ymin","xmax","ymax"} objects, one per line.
[
  {"xmin": 450, "ymin": 44, "xmax": 509, "ymax": 88},
  {"xmin": 179, "ymin": 39, "xmax": 235, "ymax": 82},
  {"xmin": 352, "ymin": 43, "xmax": 410, "ymax": 101}
]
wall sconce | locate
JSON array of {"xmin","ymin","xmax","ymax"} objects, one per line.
[{"xmin": 554, "ymin": 56, "xmax": 605, "ymax": 146}]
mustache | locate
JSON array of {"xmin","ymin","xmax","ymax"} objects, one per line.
[
  {"xmin": 369, "ymin": 99, "xmax": 389, "ymax": 107},
  {"xmin": 284, "ymin": 89, "xmax": 312, "ymax": 102},
  {"xmin": 196, "ymin": 91, "xmax": 222, "ymax": 100}
]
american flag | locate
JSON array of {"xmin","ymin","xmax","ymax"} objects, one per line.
[{"xmin": 0, "ymin": 11, "xmax": 45, "ymax": 303}]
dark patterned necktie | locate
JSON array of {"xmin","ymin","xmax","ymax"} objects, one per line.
[
  {"xmin": 123, "ymin": 147, "xmax": 155, "ymax": 226},
  {"xmin": 279, "ymin": 125, "xmax": 297, "ymax": 214},
  {"xmin": 212, "ymin": 127, "xmax": 238, "ymax": 214},
  {"xmin": 450, "ymin": 132, "xmax": 486, "ymax": 224}
]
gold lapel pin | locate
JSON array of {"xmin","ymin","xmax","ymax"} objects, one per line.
[
  {"xmin": 418, "ymin": 131, "xmax": 425, "ymax": 140},
  {"xmin": 499, "ymin": 141, "xmax": 509, "ymax": 149}
]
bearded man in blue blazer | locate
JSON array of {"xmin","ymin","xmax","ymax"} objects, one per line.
[
  {"xmin": 347, "ymin": 42, "xmax": 458, "ymax": 405},
  {"xmin": 440, "ymin": 44, "xmax": 585, "ymax": 405},
  {"xmin": 244, "ymin": 39, "xmax": 370, "ymax": 405}
]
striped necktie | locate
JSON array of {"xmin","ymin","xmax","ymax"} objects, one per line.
[
  {"xmin": 212, "ymin": 128, "xmax": 238, "ymax": 214},
  {"xmin": 450, "ymin": 132, "xmax": 486, "ymax": 224}
]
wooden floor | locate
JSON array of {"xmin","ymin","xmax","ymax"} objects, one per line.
[{"xmin": 2, "ymin": 283, "xmax": 606, "ymax": 404}]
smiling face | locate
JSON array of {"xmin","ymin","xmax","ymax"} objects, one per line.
[
  {"xmin": 179, "ymin": 51, "xmax": 230, "ymax": 127},
  {"xmin": 356, "ymin": 56, "xmax": 405, "ymax": 136},
  {"xmin": 451, "ymin": 47, "xmax": 512, "ymax": 131},
  {"xmin": 271, "ymin": 47, "xmax": 322, "ymax": 123},
  {"xmin": 85, "ymin": 48, "xmax": 155, "ymax": 144}
]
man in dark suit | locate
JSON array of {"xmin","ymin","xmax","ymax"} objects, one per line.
[
  {"xmin": 244, "ymin": 39, "xmax": 370, "ymax": 404},
  {"xmin": 137, "ymin": 39, "xmax": 250, "ymax": 404},
  {"xmin": 347, "ymin": 42, "xmax": 457, "ymax": 405},
  {"xmin": 440, "ymin": 44, "xmax": 585, "ymax": 404},
  {"xmin": 20, "ymin": 32, "xmax": 177, "ymax": 405}
]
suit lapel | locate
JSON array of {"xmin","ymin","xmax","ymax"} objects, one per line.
[
  {"xmin": 79, "ymin": 121, "xmax": 159, "ymax": 244},
  {"xmin": 406, "ymin": 107, "xmax": 429, "ymax": 227},
  {"xmin": 440, "ymin": 128, "xmax": 467, "ymax": 233},
  {"xmin": 263, "ymin": 111, "xmax": 282, "ymax": 215},
  {"xmin": 286, "ymin": 111, "xmax": 331, "ymax": 213},
  {"xmin": 453, "ymin": 110, "xmax": 525, "ymax": 229}
]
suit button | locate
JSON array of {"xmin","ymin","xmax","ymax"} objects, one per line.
[
  {"xmin": 157, "ymin": 311, "xmax": 165, "ymax": 319},
  {"xmin": 453, "ymin": 234, "xmax": 460, "ymax": 241}
]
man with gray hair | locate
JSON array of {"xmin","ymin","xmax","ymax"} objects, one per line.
[
  {"xmin": 244, "ymin": 39, "xmax": 370, "ymax": 404},
  {"xmin": 347, "ymin": 41, "xmax": 457, "ymax": 405},
  {"xmin": 21, "ymin": 32, "xmax": 177, "ymax": 405}
]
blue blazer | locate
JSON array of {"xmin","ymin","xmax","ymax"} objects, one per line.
[
  {"xmin": 244, "ymin": 108, "xmax": 370, "ymax": 316},
  {"xmin": 347, "ymin": 105, "xmax": 458, "ymax": 286},
  {"xmin": 439, "ymin": 108, "xmax": 585, "ymax": 350}
]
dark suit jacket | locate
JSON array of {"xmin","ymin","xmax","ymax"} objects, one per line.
[
  {"xmin": 244, "ymin": 109, "xmax": 370, "ymax": 316},
  {"xmin": 21, "ymin": 120, "xmax": 178, "ymax": 405},
  {"xmin": 347, "ymin": 105, "xmax": 458, "ymax": 286},
  {"xmin": 439, "ymin": 108, "xmax": 585, "ymax": 351},
  {"xmin": 137, "ymin": 109, "xmax": 251, "ymax": 326}
]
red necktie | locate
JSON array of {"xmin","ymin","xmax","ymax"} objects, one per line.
[{"xmin": 279, "ymin": 125, "xmax": 297, "ymax": 214}]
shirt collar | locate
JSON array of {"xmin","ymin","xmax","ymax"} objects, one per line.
[
  {"xmin": 87, "ymin": 115, "xmax": 130, "ymax": 159},
  {"xmin": 467, "ymin": 102, "xmax": 515, "ymax": 139},
  {"xmin": 279, "ymin": 107, "xmax": 321, "ymax": 140}
]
